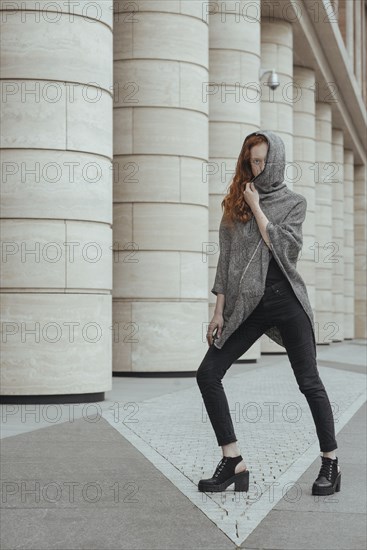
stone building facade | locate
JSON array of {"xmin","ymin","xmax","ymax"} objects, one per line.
[{"xmin": 1, "ymin": 0, "xmax": 366, "ymax": 400}]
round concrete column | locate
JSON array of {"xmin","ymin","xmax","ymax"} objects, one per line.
[
  {"xmin": 354, "ymin": 164, "xmax": 367, "ymax": 339},
  {"xmin": 0, "ymin": 1, "xmax": 113, "ymax": 401},
  {"xmin": 260, "ymin": 19, "xmax": 293, "ymax": 165},
  {"xmin": 209, "ymin": 0, "xmax": 261, "ymax": 361},
  {"xmin": 331, "ymin": 128, "xmax": 345, "ymax": 342},
  {"xmin": 343, "ymin": 149, "xmax": 355, "ymax": 339},
  {"xmin": 292, "ymin": 66, "xmax": 316, "ymax": 311},
  {"xmin": 259, "ymin": 18, "xmax": 293, "ymax": 354},
  {"xmin": 315, "ymin": 102, "xmax": 333, "ymax": 345},
  {"xmin": 113, "ymin": 1, "xmax": 209, "ymax": 372}
]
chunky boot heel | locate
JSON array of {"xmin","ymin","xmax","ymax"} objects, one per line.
[
  {"xmin": 198, "ymin": 455, "xmax": 250, "ymax": 493},
  {"xmin": 234, "ymin": 470, "xmax": 249, "ymax": 492},
  {"xmin": 335, "ymin": 472, "xmax": 341, "ymax": 492},
  {"xmin": 312, "ymin": 455, "xmax": 341, "ymax": 496}
]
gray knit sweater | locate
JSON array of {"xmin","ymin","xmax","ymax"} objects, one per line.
[{"xmin": 211, "ymin": 130, "xmax": 316, "ymax": 352}]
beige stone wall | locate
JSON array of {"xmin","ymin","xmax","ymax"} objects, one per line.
[
  {"xmin": 209, "ymin": 0, "xmax": 262, "ymax": 361},
  {"xmin": 354, "ymin": 164, "xmax": 367, "ymax": 339},
  {"xmin": 314, "ymin": 103, "xmax": 333, "ymax": 345},
  {"xmin": 293, "ymin": 67, "xmax": 316, "ymax": 311},
  {"xmin": 260, "ymin": 18, "xmax": 293, "ymax": 354},
  {"xmin": 331, "ymin": 128, "xmax": 345, "ymax": 342},
  {"xmin": 1, "ymin": 0, "xmax": 365, "ymax": 390},
  {"xmin": 0, "ymin": 1, "xmax": 113, "ymax": 395},
  {"xmin": 113, "ymin": 0, "xmax": 209, "ymax": 372},
  {"xmin": 343, "ymin": 149, "xmax": 355, "ymax": 339}
]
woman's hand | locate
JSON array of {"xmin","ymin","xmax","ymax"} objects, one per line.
[
  {"xmin": 243, "ymin": 181, "xmax": 260, "ymax": 211},
  {"xmin": 207, "ymin": 312, "xmax": 224, "ymax": 346}
]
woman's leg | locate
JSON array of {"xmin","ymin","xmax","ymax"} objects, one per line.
[
  {"xmin": 196, "ymin": 300, "xmax": 270, "ymax": 466},
  {"xmin": 277, "ymin": 306, "xmax": 338, "ymax": 454}
]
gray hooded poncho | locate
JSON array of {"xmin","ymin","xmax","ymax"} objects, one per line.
[{"xmin": 211, "ymin": 129, "xmax": 316, "ymax": 352}]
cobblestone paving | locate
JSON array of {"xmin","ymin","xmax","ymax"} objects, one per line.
[{"xmin": 102, "ymin": 362, "xmax": 366, "ymax": 545}]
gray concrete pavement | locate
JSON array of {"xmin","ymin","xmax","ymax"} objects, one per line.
[{"xmin": 1, "ymin": 339, "xmax": 366, "ymax": 549}]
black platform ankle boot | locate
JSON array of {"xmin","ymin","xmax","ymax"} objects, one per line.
[
  {"xmin": 312, "ymin": 455, "xmax": 341, "ymax": 496},
  {"xmin": 198, "ymin": 455, "xmax": 249, "ymax": 493}
]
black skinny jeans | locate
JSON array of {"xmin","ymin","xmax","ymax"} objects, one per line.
[{"xmin": 196, "ymin": 279, "xmax": 338, "ymax": 453}]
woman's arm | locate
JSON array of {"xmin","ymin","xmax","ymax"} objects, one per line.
[
  {"xmin": 207, "ymin": 291, "xmax": 226, "ymax": 345},
  {"xmin": 214, "ymin": 293, "xmax": 225, "ymax": 315}
]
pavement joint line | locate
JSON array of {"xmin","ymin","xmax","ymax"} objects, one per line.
[
  {"xmin": 101, "ymin": 408, "xmax": 235, "ymax": 532},
  {"xmin": 1, "ymin": 362, "xmax": 365, "ymax": 543},
  {"xmin": 0, "ymin": 341, "xmax": 365, "ymax": 546},
  {"xmin": 102, "ymin": 379, "xmax": 366, "ymax": 547},
  {"xmin": 236, "ymin": 390, "xmax": 367, "ymax": 544}
]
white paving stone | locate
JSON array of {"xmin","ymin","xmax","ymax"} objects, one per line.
[
  {"xmin": 1, "ymin": 343, "xmax": 365, "ymax": 546},
  {"xmin": 102, "ymin": 362, "xmax": 366, "ymax": 546}
]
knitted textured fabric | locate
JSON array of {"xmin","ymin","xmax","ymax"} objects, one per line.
[{"xmin": 211, "ymin": 129, "xmax": 316, "ymax": 352}]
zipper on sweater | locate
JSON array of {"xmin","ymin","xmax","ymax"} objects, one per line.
[{"xmin": 239, "ymin": 237, "xmax": 262, "ymax": 285}]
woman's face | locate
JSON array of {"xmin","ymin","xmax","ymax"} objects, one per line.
[{"xmin": 250, "ymin": 142, "xmax": 268, "ymax": 177}]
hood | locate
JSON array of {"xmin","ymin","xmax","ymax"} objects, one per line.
[{"xmin": 244, "ymin": 130, "xmax": 288, "ymax": 197}]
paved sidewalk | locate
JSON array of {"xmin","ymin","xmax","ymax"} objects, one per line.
[{"xmin": 1, "ymin": 340, "xmax": 366, "ymax": 549}]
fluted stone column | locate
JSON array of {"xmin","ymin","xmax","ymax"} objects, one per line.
[
  {"xmin": 209, "ymin": 0, "xmax": 261, "ymax": 361},
  {"xmin": 0, "ymin": 1, "xmax": 113, "ymax": 400},
  {"xmin": 315, "ymin": 102, "xmax": 333, "ymax": 345},
  {"xmin": 292, "ymin": 67, "xmax": 316, "ymax": 311},
  {"xmin": 260, "ymin": 18, "xmax": 293, "ymax": 354},
  {"xmin": 331, "ymin": 129, "xmax": 344, "ymax": 342},
  {"xmin": 343, "ymin": 150, "xmax": 355, "ymax": 339},
  {"xmin": 113, "ymin": 1, "xmax": 209, "ymax": 372},
  {"xmin": 354, "ymin": 164, "xmax": 367, "ymax": 339}
]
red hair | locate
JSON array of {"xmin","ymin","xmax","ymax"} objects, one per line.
[{"xmin": 221, "ymin": 134, "xmax": 268, "ymax": 225}]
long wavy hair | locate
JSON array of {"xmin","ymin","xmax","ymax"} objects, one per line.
[{"xmin": 221, "ymin": 134, "xmax": 268, "ymax": 225}]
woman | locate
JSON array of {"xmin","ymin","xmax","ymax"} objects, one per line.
[{"xmin": 196, "ymin": 130, "xmax": 341, "ymax": 496}]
